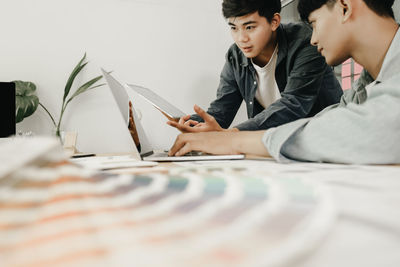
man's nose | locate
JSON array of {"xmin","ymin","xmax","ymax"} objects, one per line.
[
  {"xmin": 310, "ymin": 31, "xmax": 318, "ymax": 46},
  {"xmin": 238, "ymin": 30, "xmax": 249, "ymax": 43}
]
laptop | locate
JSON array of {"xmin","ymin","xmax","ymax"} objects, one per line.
[
  {"xmin": 69, "ymin": 74, "xmax": 158, "ymax": 171},
  {"xmin": 101, "ymin": 69, "xmax": 244, "ymax": 162}
]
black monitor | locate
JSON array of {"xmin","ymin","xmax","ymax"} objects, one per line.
[{"xmin": 0, "ymin": 82, "xmax": 16, "ymax": 137}]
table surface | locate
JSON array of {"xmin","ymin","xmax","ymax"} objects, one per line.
[{"xmin": 1, "ymin": 156, "xmax": 399, "ymax": 267}]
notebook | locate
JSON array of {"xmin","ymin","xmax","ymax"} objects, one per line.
[{"xmin": 101, "ymin": 69, "xmax": 244, "ymax": 162}]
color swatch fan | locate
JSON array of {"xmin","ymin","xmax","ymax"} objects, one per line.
[{"xmin": 0, "ymin": 163, "xmax": 335, "ymax": 267}]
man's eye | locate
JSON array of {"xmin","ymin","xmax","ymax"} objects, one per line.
[
  {"xmin": 230, "ymin": 26, "xmax": 237, "ymax": 31},
  {"xmin": 246, "ymin": 26, "xmax": 254, "ymax": 30}
]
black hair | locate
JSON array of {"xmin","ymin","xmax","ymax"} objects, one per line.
[
  {"xmin": 297, "ymin": 0, "xmax": 395, "ymax": 22},
  {"xmin": 222, "ymin": 0, "xmax": 282, "ymax": 23}
]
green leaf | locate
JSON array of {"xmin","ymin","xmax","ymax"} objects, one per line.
[
  {"xmin": 63, "ymin": 53, "xmax": 87, "ymax": 102},
  {"xmin": 13, "ymin": 80, "xmax": 39, "ymax": 123},
  {"xmin": 57, "ymin": 54, "xmax": 105, "ymax": 133},
  {"xmin": 67, "ymin": 75, "xmax": 104, "ymax": 101},
  {"xmin": 14, "ymin": 80, "xmax": 36, "ymax": 96}
]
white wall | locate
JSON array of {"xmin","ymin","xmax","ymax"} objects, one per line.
[
  {"xmin": 2, "ymin": 0, "xmax": 241, "ymax": 153},
  {"xmin": 4, "ymin": 0, "xmax": 398, "ymax": 153}
]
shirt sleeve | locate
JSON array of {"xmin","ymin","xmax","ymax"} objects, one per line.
[
  {"xmin": 236, "ymin": 44, "xmax": 337, "ymax": 131},
  {"xmin": 190, "ymin": 58, "xmax": 243, "ymax": 129},
  {"xmin": 263, "ymin": 80, "xmax": 400, "ymax": 164}
]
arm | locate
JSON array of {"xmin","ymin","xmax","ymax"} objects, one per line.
[
  {"xmin": 168, "ymin": 130, "xmax": 269, "ymax": 157},
  {"xmin": 236, "ymin": 44, "xmax": 339, "ymax": 131},
  {"xmin": 264, "ymin": 79, "xmax": 400, "ymax": 164}
]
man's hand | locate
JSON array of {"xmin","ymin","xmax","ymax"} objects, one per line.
[
  {"xmin": 168, "ymin": 132, "xmax": 239, "ymax": 156},
  {"xmin": 168, "ymin": 130, "xmax": 270, "ymax": 157},
  {"xmin": 167, "ymin": 105, "xmax": 237, "ymax": 133},
  {"xmin": 128, "ymin": 101, "xmax": 141, "ymax": 149}
]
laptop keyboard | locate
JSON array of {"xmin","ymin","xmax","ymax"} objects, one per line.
[{"xmin": 157, "ymin": 150, "xmax": 203, "ymax": 157}]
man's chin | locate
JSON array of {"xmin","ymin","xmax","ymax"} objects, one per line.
[
  {"xmin": 242, "ymin": 51, "xmax": 256, "ymax": 58},
  {"xmin": 326, "ymin": 57, "xmax": 343, "ymax": 67},
  {"xmin": 325, "ymin": 55, "xmax": 351, "ymax": 67}
]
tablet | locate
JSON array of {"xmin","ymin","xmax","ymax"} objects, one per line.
[{"xmin": 127, "ymin": 84, "xmax": 186, "ymax": 120}]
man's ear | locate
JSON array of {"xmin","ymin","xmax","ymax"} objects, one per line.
[
  {"xmin": 271, "ymin": 13, "xmax": 281, "ymax": 31},
  {"xmin": 339, "ymin": 0, "xmax": 352, "ymax": 23}
]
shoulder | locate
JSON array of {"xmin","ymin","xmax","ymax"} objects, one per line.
[
  {"xmin": 278, "ymin": 23, "xmax": 313, "ymax": 53},
  {"xmin": 279, "ymin": 22, "xmax": 312, "ymax": 43},
  {"xmin": 371, "ymin": 72, "xmax": 400, "ymax": 99}
]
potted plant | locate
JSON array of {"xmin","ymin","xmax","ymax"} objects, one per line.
[{"xmin": 14, "ymin": 53, "xmax": 104, "ymax": 137}]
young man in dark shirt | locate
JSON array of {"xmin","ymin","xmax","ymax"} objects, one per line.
[{"xmin": 167, "ymin": 0, "xmax": 342, "ymax": 133}]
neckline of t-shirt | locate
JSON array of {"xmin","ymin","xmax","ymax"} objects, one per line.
[{"xmin": 251, "ymin": 45, "xmax": 279, "ymax": 71}]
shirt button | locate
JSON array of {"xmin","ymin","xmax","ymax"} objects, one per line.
[
  {"xmin": 249, "ymin": 101, "xmax": 253, "ymax": 105},
  {"xmin": 254, "ymin": 81, "xmax": 257, "ymax": 85}
]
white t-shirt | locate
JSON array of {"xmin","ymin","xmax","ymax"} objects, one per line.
[{"xmin": 252, "ymin": 45, "xmax": 281, "ymax": 108}]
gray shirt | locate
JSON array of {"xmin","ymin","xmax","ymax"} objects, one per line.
[{"xmin": 263, "ymin": 28, "xmax": 400, "ymax": 164}]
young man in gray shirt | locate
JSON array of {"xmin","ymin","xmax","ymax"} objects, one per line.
[
  {"xmin": 167, "ymin": 0, "xmax": 342, "ymax": 133},
  {"xmin": 169, "ymin": 0, "xmax": 400, "ymax": 165}
]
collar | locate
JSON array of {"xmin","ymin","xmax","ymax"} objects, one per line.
[{"xmin": 275, "ymin": 24, "xmax": 288, "ymax": 67}]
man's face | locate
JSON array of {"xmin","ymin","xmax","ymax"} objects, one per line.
[
  {"xmin": 308, "ymin": 3, "xmax": 350, "ymax": 66},
  {"xmin": 228, "ymin": 12, "xmax": 275, "ymax": 59}
]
